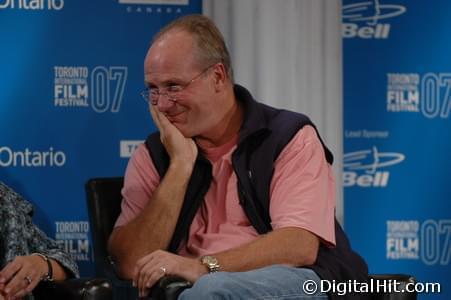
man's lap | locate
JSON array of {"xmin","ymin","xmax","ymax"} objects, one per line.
[{"xmin": 178, "ymin": 264, "xmax": 328, "ymax": 299}]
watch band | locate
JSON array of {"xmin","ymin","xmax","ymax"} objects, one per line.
[{"xmin": 31, "ymin": 253, "xmax": 54, "ymax": 281}]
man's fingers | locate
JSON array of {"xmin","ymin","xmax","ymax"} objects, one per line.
[
  {"xmin": 150, "ymin": 105, "xmax": 173, "ymax": 132},
  {"xmin": 137, "ymin": 263, "xmax": 156, "ymax": 295},
  {"xmin": 150, "ymin": 105, "xmax": 162, "ymax": 130},
  {"xmin": 133, "ymin": 254, "xmax": 155, "ymax": 284},
  {"xmin": 150, "ymin": 105, "xmax": 175, "ymax": 133},
  {"xmin": 138, "ymin": 265, "xmax": 164, "ymax": 297},
  {"xmin": 137, "ymin": 265, "xmax": 153, "ymax": 297}
]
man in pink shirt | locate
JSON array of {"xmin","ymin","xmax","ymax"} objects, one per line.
[{"xmin": 108, "ymin": 14, "xmax": 368, "ymax": 299}]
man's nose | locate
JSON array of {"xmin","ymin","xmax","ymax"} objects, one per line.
[{"xmin": 156, "ymin": 93, "xmax": 176, "ymax": 112}]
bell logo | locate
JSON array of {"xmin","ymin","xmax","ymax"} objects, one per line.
[
  {"xmin": 342, "ymin": 0, "xmax": 406, "ymax": 39},
  {"xmin": 343, "ymin": 171, "xmax": 389, "ymax": 187},
  {"xmin": 342, "ymin": 23, "xmax": 390, "ymax": 39},
  {"xmin": 343, "ymin": 146, "xmax": 404, "ymax": 188}
]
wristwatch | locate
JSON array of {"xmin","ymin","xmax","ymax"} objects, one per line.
[{"xmin": 200, "ymin": 255, "xmax": 220, "ymax": 273}]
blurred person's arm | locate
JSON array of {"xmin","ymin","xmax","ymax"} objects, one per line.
[{"xmin": 0, "ymin": 181, "xmax": 78, "ymax": 298}]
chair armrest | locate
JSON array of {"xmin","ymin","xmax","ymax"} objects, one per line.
[
  {"xmin": 152, "ymin": 275, "xmax": 192, "ymax": 300},
  {"xmin": 107, "ymin": 275, "xmax": 191, "ymax": 300},
  {"xmin": 33, "ymin": 278, "xmax": 112, "ymax": 300},
  {"xmin": 369, "ymin": 274, "xmax": 416, "ymax": 300}
]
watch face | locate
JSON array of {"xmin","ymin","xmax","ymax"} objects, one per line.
[
  {"xmin": 201, "ymin": 256, "xmax": 219, "ymax": 272},
  {"xmin": 203, "ymin": 256, "xmax": 218, "ymax": 265}
]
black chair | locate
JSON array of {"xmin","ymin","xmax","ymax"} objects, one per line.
[
  {"xmin": 368, "ymin": 274, "xmax": 416, "ymax": 300},
  {"xmin": 85, "ymin": 177, "xmax": 416, "ymax": 300},
  {"xmin": 85, "ymin": 177, "xmax": 191, "ymax": 300},
  {"xmin": 33, "ymin": 278, "xmax": 112, "ymax": 300}
]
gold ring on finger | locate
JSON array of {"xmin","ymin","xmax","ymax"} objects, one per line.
[{"xmin": 159, "ymin": 266, "xmax": 167, "ymax": 275}]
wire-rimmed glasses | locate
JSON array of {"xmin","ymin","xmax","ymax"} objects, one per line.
[{"xmin": 141, "ymin": 64, "xmax": 215, "ymax": 105}]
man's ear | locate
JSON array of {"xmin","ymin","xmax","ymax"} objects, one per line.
[{"xmin": 212, "ymin": 63, "xmax": 227, "ymax": 91}]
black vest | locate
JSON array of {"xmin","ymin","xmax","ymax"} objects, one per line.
[{"xmin": 146, "ymin": 85, "xmax": 368, "ymax": 299}]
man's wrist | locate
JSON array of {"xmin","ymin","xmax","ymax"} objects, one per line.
[
  {"xmin": 197, "ymin": 260, "xmax": 209, "ymax": 277},
  {"xmin": 169, "ymin": 159, "xmax": 195, "ymax": 175}
]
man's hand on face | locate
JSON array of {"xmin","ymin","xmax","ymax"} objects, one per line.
[
  {"xmin": 132, "ymin": 250, "xmax": 207, "ymax": 298},
  {"xmin": 150, "ymin": 105, "xmax": 198, "ymax": 168}
]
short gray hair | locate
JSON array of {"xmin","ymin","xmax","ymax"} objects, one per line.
[{"xmin": 153, "ymin": 14, "xmax": 233, "ymax": 81}]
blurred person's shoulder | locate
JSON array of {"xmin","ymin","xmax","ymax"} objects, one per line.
[{"xmin": 0, "ymin": 181, "xmax": 33, "ymax": 216}]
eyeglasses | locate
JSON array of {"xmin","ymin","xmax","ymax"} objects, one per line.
[{"xmin": 141, "ymin": 64, "xmax": 215, "ymax": 105}]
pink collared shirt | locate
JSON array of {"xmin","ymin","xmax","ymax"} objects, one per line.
[{"xmin": 115, "ymin": 125, "xmax": 336, "ymax": 257}]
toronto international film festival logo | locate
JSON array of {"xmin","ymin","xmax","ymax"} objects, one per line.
[
  {"xmin": 387, "ymin": 219, "xmax": 451, "ymax": 266},
  {"xmin": 387, "ymin": 73, "xmax": 451, "ymax": 119},
  {"xmin": 55, "ymin": 221, "xmax": 91, "ymax": 262},
  {"xmin": 53, "ymin": 66, "xmax": 127, "ymax": 113}
]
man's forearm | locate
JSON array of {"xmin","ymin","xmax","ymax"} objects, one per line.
[
  {"xmin": 212, "ymin": 227, "xmax": 320, "ymax": 273},
  {"xmin": 108, "ymin": 161, "xmax": 193, "ymax": 278}
]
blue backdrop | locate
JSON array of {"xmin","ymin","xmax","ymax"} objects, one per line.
[
  {"xmin": 0, "ymin": 0, "xmax": 201, "ymax": 276},
  {"xmin": 343, "ymin": 0, "xmax": 450, "ymax": 298}
]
